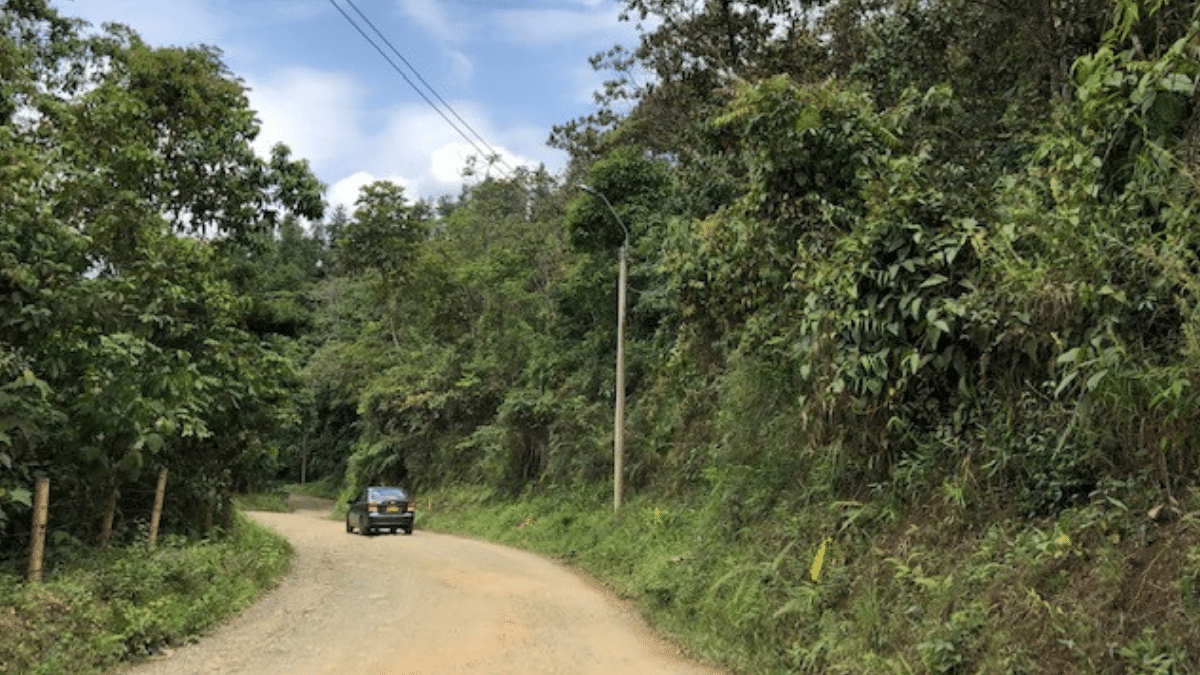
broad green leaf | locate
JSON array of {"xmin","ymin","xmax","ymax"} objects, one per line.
[
  {"xmin": 1055, "ymin": 371, "xmax": 1079, "ymax": 398},
  {"xmin": 1056, "ymin": 347, "xmax": 1082, "ymax": 365},
  {"xmin": 1085, "ymin": 370, "xmax": 1108, "ymax": 391},
  {"xmin": 920, "ymin": 274, "xmax": 948, "ymax": 289},
  {"xmin": 8, "ymin": 487, "xmax": 32, "ymax": 507},
  {"xmin": 1160, "ymin": 73, "xmax": 1193, "ymax": 95},
  {"xmin": 144, "ymin": 432, "xmax": 164, "ymax": 453}
]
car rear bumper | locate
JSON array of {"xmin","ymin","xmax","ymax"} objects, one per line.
[{"xmin": 367, "ymin": 512, "xmax": 414, "ymax": 529}]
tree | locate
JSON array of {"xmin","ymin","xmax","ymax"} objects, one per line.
[
  {"xmin": 0, "ymin": 2, "xmax": 326, "ymax": 553},
  {"xmin": 339, "ymin": 181, "xmax": 428, "ymax": 284}
]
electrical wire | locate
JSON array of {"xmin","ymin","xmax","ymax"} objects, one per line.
[
  {"xmin": 327, "ymin": 0, "xmax": 514, "ymax": 180},
  {"xmin": 342, "ymin": 0, "xmax": 518, "ymax": 179}
]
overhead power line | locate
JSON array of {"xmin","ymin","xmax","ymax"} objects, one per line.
[
  {"xmin": 342, "ymin": 0, "xmax": 518, "ymax": 178},
  {"xmin": 327, "ymin": 0, "xmax": 518, "ymax": 181}
]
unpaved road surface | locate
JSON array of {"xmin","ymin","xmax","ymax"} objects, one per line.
[{"xmin": 120, "ymin": 497, "xmax": 725, "ymax": 675}]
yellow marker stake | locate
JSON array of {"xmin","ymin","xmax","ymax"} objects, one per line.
[{"xmin": 810, "ymin": 537, "xmax": 831, "ymax": 582}]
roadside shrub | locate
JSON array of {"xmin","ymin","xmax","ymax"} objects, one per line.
[{"xmin": 0, "ymin": 511, "xmax": 290, "ymax": 675}]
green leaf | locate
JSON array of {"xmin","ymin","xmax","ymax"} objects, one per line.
[
  {"xmin": 1160, "ymin": 73, "xmax": 1193, "ymax": 95},
  {"xmin": 1055, "ymin": 370, "xmax": 1079, "ymax": 398},
  {"xmin": 144, "ymin": 432, "xmax": 164, "ymax": 453},
  {"xmin": 117, "ymin": 449, "xmax": 144, "ymax": 476},
  {"xmin": 1056, "ymin": 347, "xmax": 1082, "ymax": 365},
  {"xmin": 8, "ymin": 487, "xmax": 32, "ymax": 507}
]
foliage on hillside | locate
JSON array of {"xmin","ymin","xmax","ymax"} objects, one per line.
[
  {"xmin": 291, "ymin": 0, "xmax": 1200, "ymax": 670},
  {"xmin": 294, "ymin": 0, "xmax": 1200, "ymax": 525}
]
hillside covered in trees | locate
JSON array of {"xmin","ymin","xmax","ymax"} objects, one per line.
[{"xmin": 7, "ymin": 0, "xmax": 1200, "ymax": 672}]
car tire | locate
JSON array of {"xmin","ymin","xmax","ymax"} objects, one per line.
[
  {"xmin": 403, "ymin": 526, "xmax": 413, "ymax": 535},
  {"xmin": 359, "ymin": 516, "xmax": 371, "ymax": 536}
]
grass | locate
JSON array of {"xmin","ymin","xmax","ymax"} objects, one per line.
[
  {"xmin": 231, "ymin": 489, "xmax": 291, "ymax": 513},
  {"xmin": 233, "ymin": 478, "xmax": 341, "ymax": 513},
  {"xmin": 282, "ymin": 477, "xmax": 340, "ymax": 500},
  {"xmin": 0, "ymin": 510, "xmax": 291, "ymax": 675},
  {"xmin": 418, "ymin": 482, "xmax": 1200, "ymax": 675}
]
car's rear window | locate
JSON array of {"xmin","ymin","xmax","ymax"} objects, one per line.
[{"xmin": 369, "ymin": 487, "xmax": 407, "ymax": 502}]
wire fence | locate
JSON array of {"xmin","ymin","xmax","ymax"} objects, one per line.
[{"xmin": 24, "ymin": 467, "xmax": 171, "ymax": 583}]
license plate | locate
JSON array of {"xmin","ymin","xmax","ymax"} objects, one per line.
[{"xmin": 386, "ymin": 506, "xmax": 399, "ymax": 513}]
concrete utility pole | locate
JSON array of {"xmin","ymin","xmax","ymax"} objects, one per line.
[{"xmin": 579, "ymin": 185, "xmax": 630, "ymax": 512}]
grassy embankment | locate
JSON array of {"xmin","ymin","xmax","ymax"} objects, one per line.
[
  {"xmin": 418, "ymin": 482, "xmax": 1200, "ymax": 674},
  {"xmin": 0, "ymin": 510, "xmax": 291, "ymax": 675}
]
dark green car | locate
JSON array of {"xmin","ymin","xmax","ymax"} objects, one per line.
[{"xmin": 345, "ymin": 486, "xmax": 414, "ymax": 535}]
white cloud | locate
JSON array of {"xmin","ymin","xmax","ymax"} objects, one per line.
[
  {"xmin": 494, "ymin": 7, "xmax": 623, "ymax": 47},
  {"xmin": 397, "ymin": 0, "xmax": 468, "ymax": 43},
  {"xmin": 430, "ymin": 143, "xmax": 475, "ymax": 183},
  {"xmin": 329, "ymin": 171, "xmax": 411, "ymax": 212},
  {"xmin": 251, "ymin": 83, "xmax": 553, "ymax": 208},
  {"xmin": 429, "ymin": 141, "xmax": 536, "ymax": 183},
  {"xmin": 447, "ymin": 50, "xmax": 474, "ymax": 82},
  {"xmin": 245, "ymin": 67, "xmax": 368, "ymax": 169},
  {"xmin": 337, "ymin": 97, "xmax": 548, "ymax": 201}
]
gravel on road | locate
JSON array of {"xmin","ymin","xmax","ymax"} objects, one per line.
[{"xmin": 117, "ymin": 499, "xmax": 726, "ymax": 675}]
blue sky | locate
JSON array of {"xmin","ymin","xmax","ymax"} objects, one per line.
[{"xmin": 60, "ymin": 0, "xmax": 644, "ymax": 209}]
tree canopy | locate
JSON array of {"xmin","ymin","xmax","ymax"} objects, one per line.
[{"xmin": 1, "ymin": 0, "xmax": 323, "ymax": 553}]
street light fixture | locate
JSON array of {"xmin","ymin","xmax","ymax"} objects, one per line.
[{"xmin": 578, "ymin": 184, "xmax": 628, "ymax": 512}]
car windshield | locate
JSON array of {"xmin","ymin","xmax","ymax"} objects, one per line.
[{"xmin": 368, "ymin": 487, "xmax": 407, "ymax": 502}]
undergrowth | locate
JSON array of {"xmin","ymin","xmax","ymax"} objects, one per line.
[
  {"xmin": 283, "ymin": 477, "xmax": 340, "ymax": 500},
  {"xmin": 419, "ymin": 482, "xmax": 1200, "ymax": 675},
  {"xmin": 0, "ymin": 511, "xmax": 291, "ymax": 675},
  {"xmin": 232, "ymin": 489, "xmax": 291, "ymax": 513}
]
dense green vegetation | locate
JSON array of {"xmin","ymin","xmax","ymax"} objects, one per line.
[
  {"xmin": 7, "ymin": 0, "xmax": 1200, "ymax": 672},
  {"xmin": 0, "ymin": 512, "xmax": 290, "ymax": 675},
  {"xmin": 0, "ymin": 0, "xmax": 323, "ymax": 557},
  {"xmin": 0, "ymin": 2, "xmax": 312, "ymax": 671}
]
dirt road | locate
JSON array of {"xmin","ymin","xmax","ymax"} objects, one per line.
[{"xmin": 120, "ymin": 497, "xmax": 726, "ymax": 675}]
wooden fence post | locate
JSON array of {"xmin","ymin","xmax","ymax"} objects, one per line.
[
  {"xmin": 26, "ymin": 478, "xmax": 49, "ymax": 583},
  {"xmin": 148, "ymin": 467, "xmax": 168, "ymax": 550}
]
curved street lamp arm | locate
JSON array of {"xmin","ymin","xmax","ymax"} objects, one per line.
[{"xmin": 578, "ymin": 184, "xmax": 631, "ymax": 245}]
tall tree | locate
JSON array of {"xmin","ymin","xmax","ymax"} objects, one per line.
[{"xmin": 0, "ymin": 1, "xmax": 325, "ymax": 552}]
